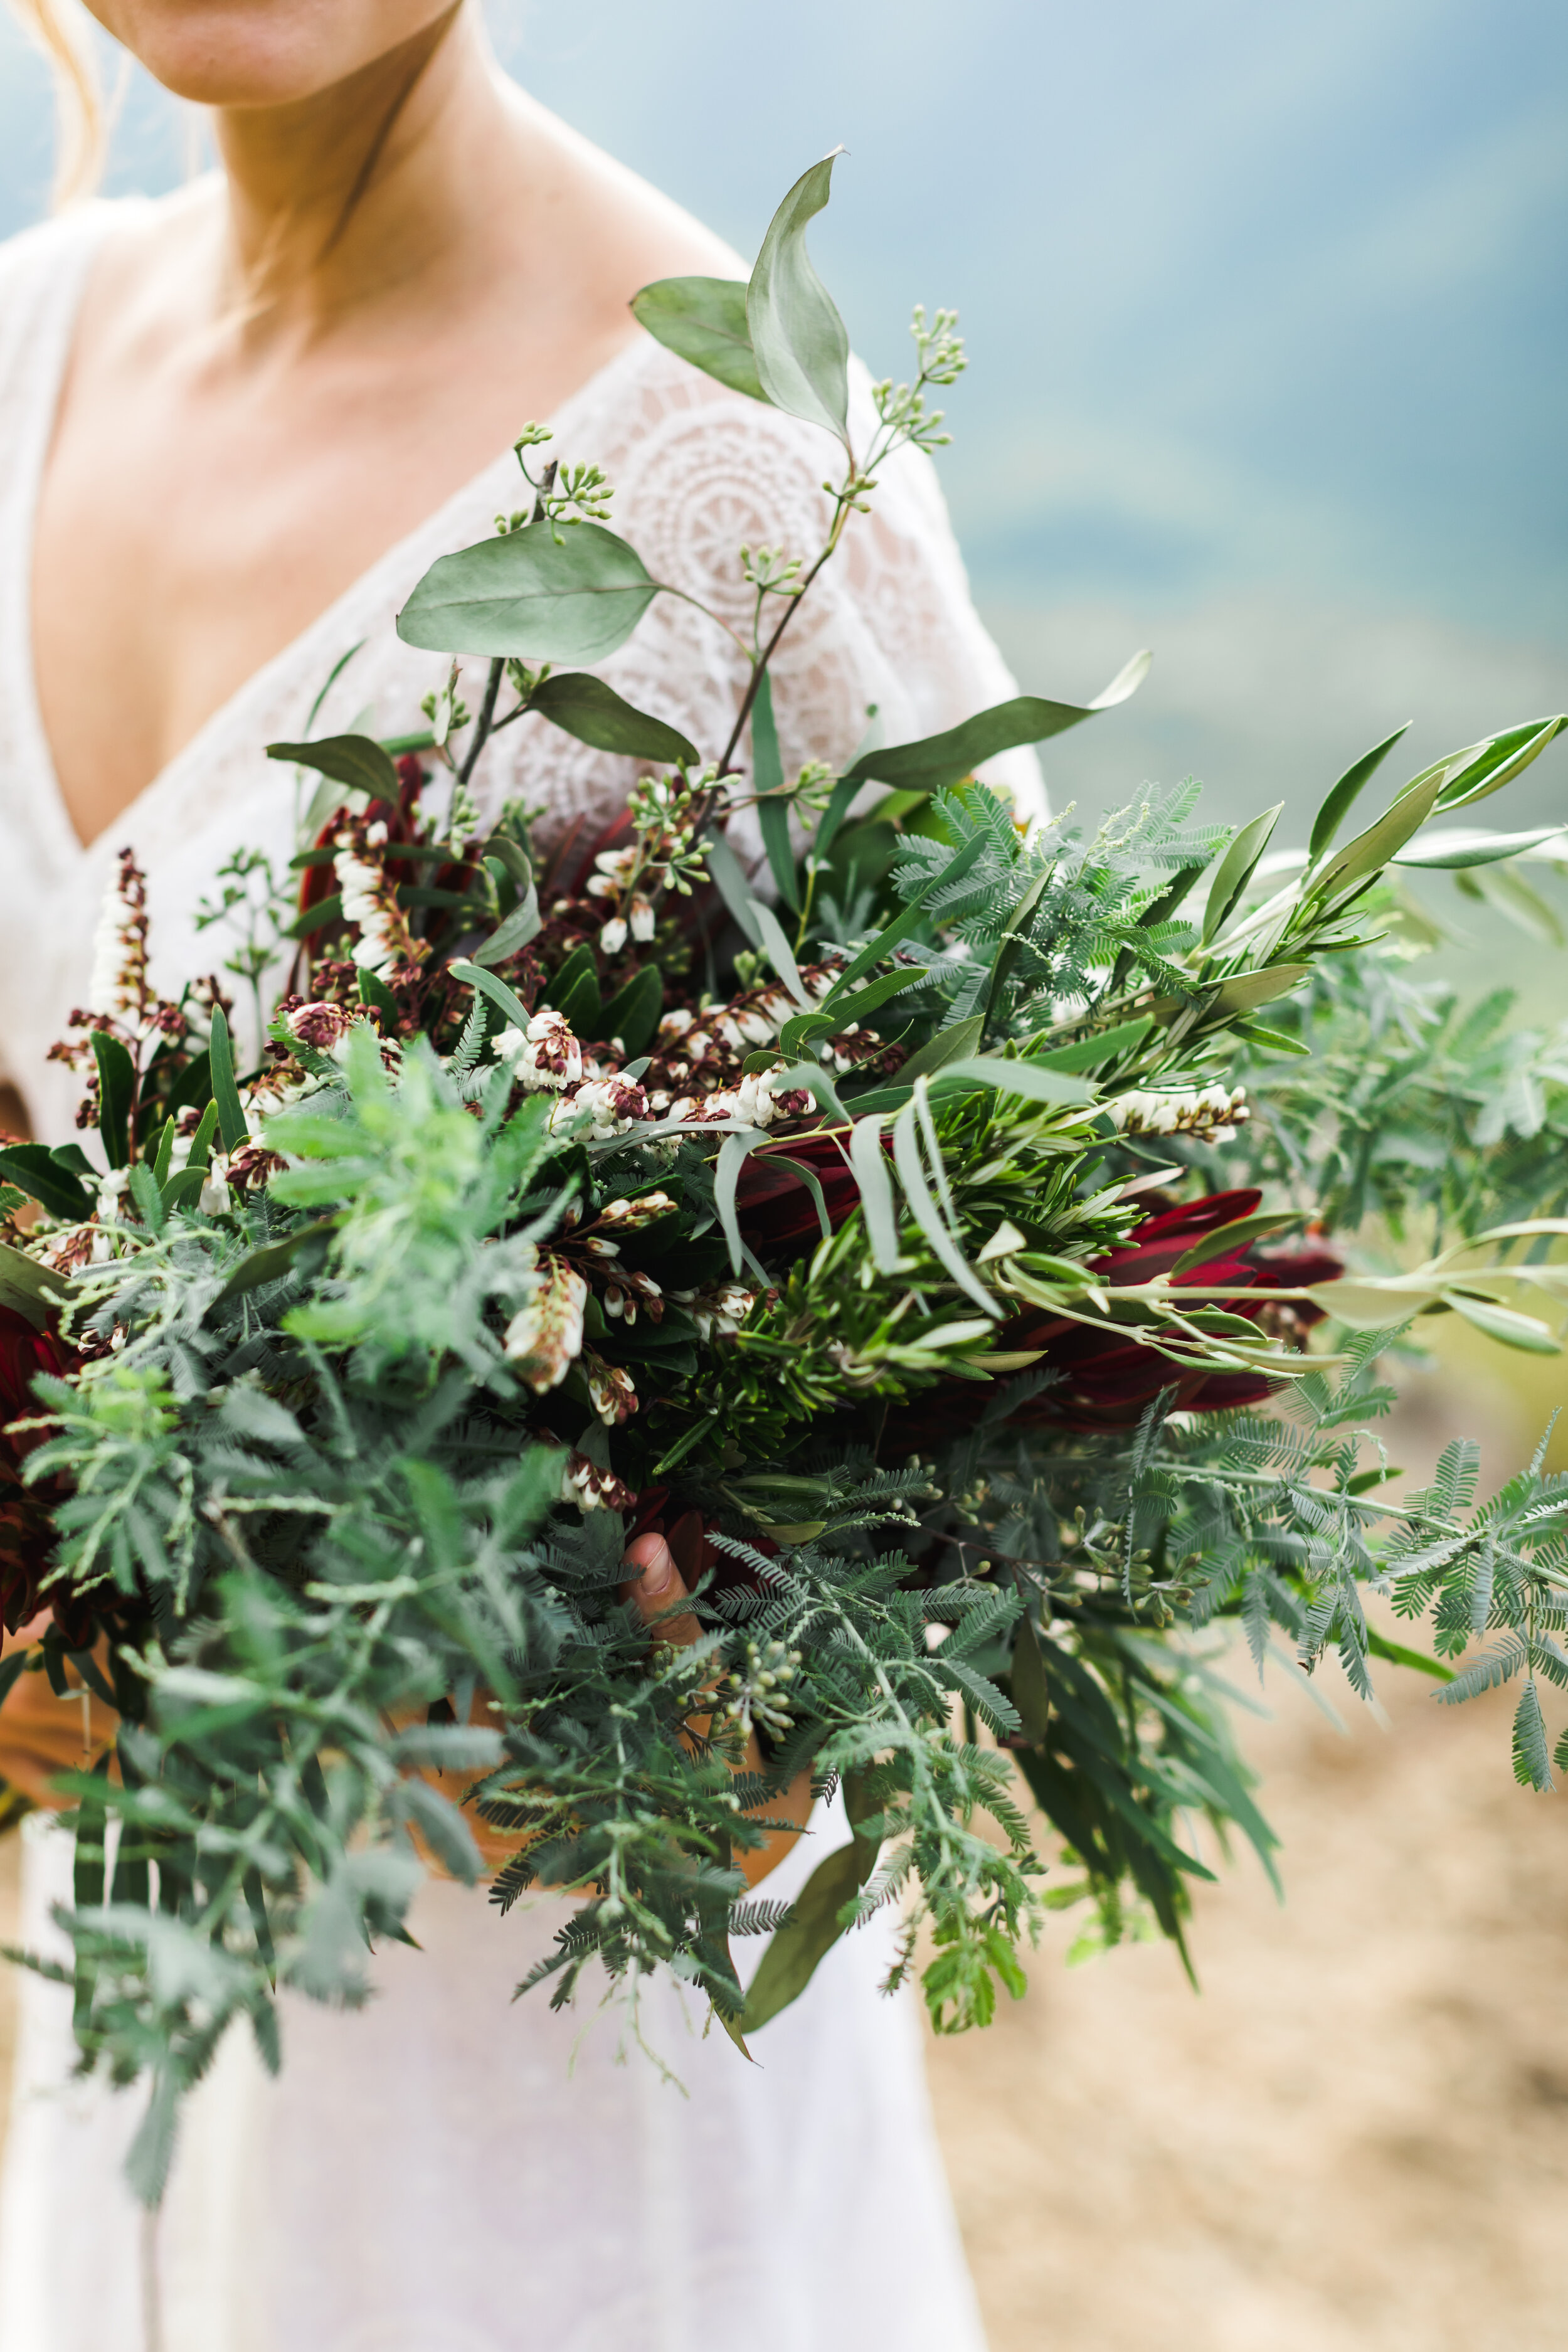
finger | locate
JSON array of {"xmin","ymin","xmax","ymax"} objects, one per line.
[{"xmin": 618, "ymin": 1534, "xmax": 702, "ymax": 1647}]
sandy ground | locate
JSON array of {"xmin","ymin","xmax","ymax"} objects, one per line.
[
  {"xmin": 1, "ymin": 1347, "xmax": 1564, "ymax": 2347},
  {"xmin": 926, "ymin": 1665, "xmax": 1568, "ymax": 2352}
]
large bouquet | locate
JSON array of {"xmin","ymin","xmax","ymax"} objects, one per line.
[{"xmin": 3, "ymin": 157, "xmax": 1567, "ymax": 2203}]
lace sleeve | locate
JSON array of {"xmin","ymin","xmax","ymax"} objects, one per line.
[{"xmin": 473, "ymin": 348, "xmax": 1043, "ymax": 861}]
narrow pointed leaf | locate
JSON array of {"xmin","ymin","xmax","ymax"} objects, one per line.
[
  {"xmin": 1431, "ymin": 715, "xmax": 1567, "ymax": 812},
  {"xmin": 208, "ymin": 1008, "xmax": 249, "ymax": 1152},
  {"xmin": 702, "ymin": 830, "xmax": 763, "ymax": 945},
  {"xmin": 930, "ymin": 1055, "xmax": 1092, "ymax": 1108},
  {"xmin": 1392, "ymin": 824, "xmax": 1568, "ymax": 870},
  {"xmin": 470, "ymin": 893, "xmax": 542, "ymax": 968},
  {"xmin": 833, "ymin": 829, "xmax": 990, "ymax": 993},
  {"xmin": 751, "ymin": 673, "xmax": 798, "ymax": 909},
  {"xmin": 891, "ymin": 1100, "xmax": 997, "ymax": 1315},
  {"xmin": 844, "ymin": 659, "xmax": 1150, "ymax": 794},
  {"xmin": 1202, "ymin": 804, "xmax": 1283, "ymax": 945},
  {"xmin": 1441, "ymin": 1289, "xmax": 1560, "ymax": 1353},
  {"xmin": 90, "ymin": 1030, "xmax": 135, "ymax": 1169},
  {"xmin": 897, "ymin": 1014, "xmax": 985, "ymax": 1084},
  {"xmin": 748, "ymin": 898, "xmax": 813, "ymax": 1008},
  {"xmin": 848, "ymin": 1114, "xmax": 900, "ymax": 1272},
  {"xmin": 716, "ymin": 1128, "xmax": 770, "ymax": 1275},
  {"xmin": 1306, "ymin": 723, "xmax": 1411, "ymax": 864}
]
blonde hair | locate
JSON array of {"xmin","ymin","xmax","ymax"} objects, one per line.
[{"xmin": 9, "ymin": 0, "xmax": 105, "ymax": 208}]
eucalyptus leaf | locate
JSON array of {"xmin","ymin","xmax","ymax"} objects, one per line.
[
  {"xmin": 1031, "ymin": 1017, "xmax": 1154, "ymax": 1073},
  {"xmin": 775, "ymin": 967, "xmax": 922, "ymax": 1057},
  {"xmin": 844, "ymin": 657, "xmax": 1152, "ymax": 795},
  {"xmin": 285, "ymin": 893, "xmax": 344, "ymax": 943},
  {"xmin": 1169, "ymin": 1210, "xmax": 1300, "ymax": 1274},
  {"xmin": 748, "ymin": 898, "xmax": 813, "ymax": 1009},
  {"xmin": 470, "ymin": 865, "xmax": 542, "ymax": 968},
  {"xmin": 449, "ymin": 960, "xmax": 531, "ymax": 1034},
  {"xmin": 832, "ymin": 829, "xmax": 990, "ymax": 993},
  {"xmin": 527, "ymin": 672, "xmax": 697, "ymax": 768},
  {"xmin": 630, "ymin": 273, "xmax": 765, "ymax": 401},
  {"xmin": 266, "ymin": 733, "xmax": 400, "ymax": 802},
  {"xmin": 397, "ymin": 522, "xmax": 660, "ymax": 665},
  {"xmin": 745, "ymin": 151, "xmax": 851, "ymax": 446}
]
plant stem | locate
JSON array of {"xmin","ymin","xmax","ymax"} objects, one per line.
[{"xmin": 458, "ymin": 659, "xmax": 506, "ymax": 790}]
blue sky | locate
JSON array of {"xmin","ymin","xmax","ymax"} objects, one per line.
[{"xmin": 1, "ymin": 0, "xmax": 1564, "ymax": 836}]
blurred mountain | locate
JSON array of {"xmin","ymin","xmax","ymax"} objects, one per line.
[{"xmin": 1, "ymin": 0, "xmax": 1563, "ymax": 847}]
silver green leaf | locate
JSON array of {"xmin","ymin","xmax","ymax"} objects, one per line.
[
  {"xmin": 266, "ymin": 733, "xmax": 400, "ymax": 800},
  {"xmin": 527, "ymin": 671, "xmax": 698, "ymax": 767},
  {"xmin": 396, "ymin": 522, "xmax": 660, "ymax": 664},
  {"xmin": 842, "ymin": 654, "xmax": 1151, "ymax": 794},
  {"xmin": 745, "ymin": 152, "xmax": 851, "ymax": 447},
  {"xmin": 630, "ymin": 275, "xmax": 765, "ymax": 403}
]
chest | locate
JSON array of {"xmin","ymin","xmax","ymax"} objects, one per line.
[{"xmin": 28, "ymin": 296, "xmax": 635, "ymax": 851}]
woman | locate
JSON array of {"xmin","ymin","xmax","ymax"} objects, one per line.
[{"xmin": 0, "ymin": 5, "xmax": 1038, "ymax": 2344}]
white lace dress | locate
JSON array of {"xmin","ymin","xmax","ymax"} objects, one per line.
[{"xmin": 0, "ymin": 197, "xmax": 1037, "ymax": 2352}]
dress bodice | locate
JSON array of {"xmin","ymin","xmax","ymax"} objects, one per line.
[{"xmin": 0, "ymin": 195, "xmax": 1040, "ymax": 1140}]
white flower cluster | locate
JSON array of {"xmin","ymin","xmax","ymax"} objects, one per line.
[
  {"xmin": 585, "ymin": 845, "xmax": 656, "ymax": 956},
  {"xmin": 670, "ymin": 1281, "xmax": 757, "ymax": 1341},
  {"xmin": 1109, "ymin": 1084, "xmax": 1249, "ymax": 1142},
  {"xmin": 334, "ymin": 823, "xmax": 405, "ymax": 978},
  {"xmin": 494, "ymin": 1008, "xmax": 583, "ymax": 1093},
  {"xmin": 87, "ymin": 854, "xmax": 151, "ymax": 1024}
]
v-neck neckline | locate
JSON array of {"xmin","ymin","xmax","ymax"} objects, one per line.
[{"xmin": 11, "ymin": 196, "xmax": 662, "ymax": 875}]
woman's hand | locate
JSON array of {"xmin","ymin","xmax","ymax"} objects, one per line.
[{"xmin": 618, "ymin": 1534, "xmax": 814, "ymax": 1890}]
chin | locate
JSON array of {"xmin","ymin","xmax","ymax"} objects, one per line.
[{"xmin": 84, "ymin": 0, "xmax": 464, "ymax": 109}]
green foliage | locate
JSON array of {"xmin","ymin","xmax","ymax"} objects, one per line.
[{"xmin": 4, "ymin": 149, "xmax": 1568, "ymax": 2215}]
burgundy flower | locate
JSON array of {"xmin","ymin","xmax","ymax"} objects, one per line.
[
  {"xmin": 734, "ymin": 1132, "xmax": 872, "ymax": 1259},
  {"xmin": 0, "ymin": 1305, "xmax": 80, "ymax": 1635},
  {"xmin": 888, "ymin": 1190, "xmax": 1343, "ymax": 1447}
]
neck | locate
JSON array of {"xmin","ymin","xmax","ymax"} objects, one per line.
[{"xmin": 208, "ymin": 7, "xmax": 514, "ymax": 332}]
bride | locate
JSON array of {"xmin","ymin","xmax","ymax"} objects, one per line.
[{"xmin": 0, "ymin": 4, "xmax": 1039, "ymax": 2344}]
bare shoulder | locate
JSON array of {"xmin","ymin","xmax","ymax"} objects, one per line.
[{"xmin": 60, "ymin": 179, "xmax": 224, "ymax": 369}]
